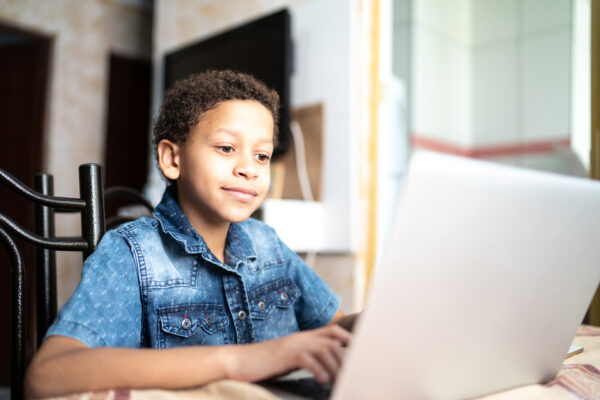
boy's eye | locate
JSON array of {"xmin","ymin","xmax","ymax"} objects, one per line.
[
  {"xmin": 218, "ymin": 146, "xmax": 234, "ymax": 153},
  {"xmin": 255, "ymin": 153, "xmax": 270, "ymax": 162}
]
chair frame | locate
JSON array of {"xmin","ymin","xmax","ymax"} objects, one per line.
[
  {"xmin": 0, "ymin": 228, "xmax": 25, "ymax": 400},
  {"xmin": 0, "ymin": 163, "xmax": 105, "ymax": 400},
  {"xmin": 1, "ymin": 163, "xmax": 154, "ymax": 400}
]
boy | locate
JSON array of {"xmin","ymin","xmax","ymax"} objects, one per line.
[{"xmin": 25, "ymin": 70, "xmax": 355, "ymax": 398}]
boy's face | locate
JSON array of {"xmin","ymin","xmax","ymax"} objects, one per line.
[{"xmin": 161, "ymin": 100, "xmax": 274, "ymax": 226}]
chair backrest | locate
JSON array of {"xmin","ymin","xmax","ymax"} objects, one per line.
[{"xmin": 0, "ymin": 163, "xmax": 153, "ymax": 400}]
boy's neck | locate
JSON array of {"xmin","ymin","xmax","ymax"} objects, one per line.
[
  {"xmin": 199, "ymin": 225, "xmax": 228, "ymax": 264},
  {"xmin": 173, "ymin": 189, "xmax": 230, "ymax": 264},
  {"xmin": 188, "ymin": 213, "xmax": 229, "ymax": 263}
]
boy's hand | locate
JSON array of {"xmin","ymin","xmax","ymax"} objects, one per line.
[
  {"xmin": 331, "ymin": 311, "xmax": 360, "ymax": 332},
  {"xmin": 224, "ymin": 324, "xmax": 351, "ymax": 384}
]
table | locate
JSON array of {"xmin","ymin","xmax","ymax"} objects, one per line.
[
  {"xmin": 478, "ymin": 324, "xmax": 600, "ymax": 400},
  {"xmin": 45, "ymin": 325, "xmax": 600, "ymax": 400}
]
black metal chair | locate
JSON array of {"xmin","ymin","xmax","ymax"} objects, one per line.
[{"xmin": 0, "ymin": 164, "xmax": 152, "ymax": 400}]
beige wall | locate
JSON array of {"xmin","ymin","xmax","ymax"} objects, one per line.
[
  {"xmin": 155, "ymin": 0, "xmax": 290, "ymax": 55},
  {"xmin": 0, "ymin": 0, "xmax": 152, "ymax": 306}
]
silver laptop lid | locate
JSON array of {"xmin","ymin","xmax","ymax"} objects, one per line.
[{"xmin": 334, "ymin": 151, "xmax": 600, "ymax": 400}]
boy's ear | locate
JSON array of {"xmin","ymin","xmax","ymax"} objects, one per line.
[{"xmin": 157, "ymin": 139, "xmax": 181, "ymax": 180}]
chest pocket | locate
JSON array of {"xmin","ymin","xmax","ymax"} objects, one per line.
[
  {"xmin": 157, "ymin": 304, "xmax": 229, "ymax": 348},
  {"xmin": 248, "ymin": 278, "xmax": 301, "ymax": 320}
]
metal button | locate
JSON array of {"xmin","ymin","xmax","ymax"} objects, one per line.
[
  {"xmin": 280, "ymin": 291, "xmax": 289, "ymax": 301},
  {"xmin": 258, "ymin": 300, "xmax": 267, "ymax": 311},
  {"xmin": 181, "ymin": 318, "xmax": 192, "ymax": 330},
  {"xmin": 238, "ymin": 310, "xmax": 247, "ymax": 320}
]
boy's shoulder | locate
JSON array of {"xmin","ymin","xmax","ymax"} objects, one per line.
[
  {"xmin": 108, "ymin": 216, "xmax": 161, "ymax": 243},
  {"xmin": 113, "ymin": 216, "xmax": 158, "ymax": 233}
]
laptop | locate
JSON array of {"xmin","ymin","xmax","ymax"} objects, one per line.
[{"xmin": 327, "ymin": 151, "xmax": 600, "ymax": 399}]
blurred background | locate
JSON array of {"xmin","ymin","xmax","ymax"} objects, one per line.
[{"xmin": 0, "ymin": 0, "xmax": 598, "ymax": 390}]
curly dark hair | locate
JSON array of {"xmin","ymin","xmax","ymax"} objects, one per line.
[{"xmin": 153, "ymin": 69, "xmax": 280, "ymax": 182}]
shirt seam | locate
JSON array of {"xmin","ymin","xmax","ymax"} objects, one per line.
[
  {"xmin": 119, "ymin": 228, "xmax": 149, "ymax": 348},
  {"xmin": 302, "ymin": 292, "xmax": 340, "ymax": 330},
  {"xmin": 47, "ymin": 319, "xmax": 110, "ymax": 347}
]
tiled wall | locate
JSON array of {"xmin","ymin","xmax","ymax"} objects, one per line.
[
  {"xmin": 392, "ymin": 0, "xmax": 579, "ymax": 174},
  {"xmin": 413, "ymin": 0, "xmax": 472, "ymax": 147},
  {"xmin": 472, "ymin": 0, "xmax": 571, "ymax": 146}
]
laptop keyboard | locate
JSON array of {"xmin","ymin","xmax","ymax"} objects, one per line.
[{"xmin": 263, "ymin": 377, "xmax": 332, "ymax": 400}]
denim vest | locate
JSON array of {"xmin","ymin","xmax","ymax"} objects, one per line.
[{"xmin": 47, "ymin": 190, "xmax": 340, "ymax": 348}]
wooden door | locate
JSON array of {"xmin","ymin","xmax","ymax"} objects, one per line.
[
  {"xmin": 0, "ymin": 26, "xmax": 50, "ymax": 386},
  {"xmin": 104, "ymin": 53, "xmax": 151, "ymax": 217}
]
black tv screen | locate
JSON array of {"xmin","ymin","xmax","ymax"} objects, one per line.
[{"xmin": 163, "ymin": 9, "xmax": 292, "ymax": 158}]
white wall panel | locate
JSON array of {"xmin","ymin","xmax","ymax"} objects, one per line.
[
  {"xmin": 392, "ymin": 24, "xmax": 411, "ymax": 80},
  {"xmin": 414, "ymin": 0, "xmax": 471, "ymax": 44},
  {"xmin": 472, "ymin": 0, "xmax": 518, "ymax": 45},
  {"xmin": 472, "ymin": 44, "xmax": 520, "ymax": 145},
  {"xmin": 393, "ymin": 0, "xmax": 411, "ymax": 23},
  {"xmin": 412, "ymin": 25, "xmax": 470, "ymax": 145},
  {"xmin": 570, "ymin": 0, "xmax": 591, "ymax": 170},
  {"xmin": 522, "ymin": 0, "xmax": 571, "ymax": 34},
  {"xmin": 522, "ymin": 30, "xmax": 571, "ymax": 139}
]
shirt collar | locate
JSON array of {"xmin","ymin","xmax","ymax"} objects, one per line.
[
  {"xmin": 225, "ymin": 221, "xmax": 257, "ymax": 264},
  {"xmin": 153, "ymin": 188, "xmax": 256, "ymax": 263}
]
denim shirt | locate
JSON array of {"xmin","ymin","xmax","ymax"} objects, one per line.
[{"xmin": 46, "ymin": 189, "xmax": 340, "ymax": 348}]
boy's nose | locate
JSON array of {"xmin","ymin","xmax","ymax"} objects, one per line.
[{"xmin": 233, "ymin": 156, "xmax": 258, "ymax": 180}]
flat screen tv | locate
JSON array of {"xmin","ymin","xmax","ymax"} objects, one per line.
[{"xmin": 164, "ymin": 9, "xmax": 292, "ymax": 158}]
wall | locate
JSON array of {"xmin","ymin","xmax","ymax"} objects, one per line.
[
  {"xmin": 392, "ymin": 0, "xmax": 580, "ymax": 175},
  {"xmin": 0, "ymin": 0, "xmax": 152, "ymax": 306},
  {"xmin": 571, "ymin": 0, "xmax": 590, "ymax": 170},
  {"xmin": 471, "ymin": 0, "xmax": 571, "ymax": 148},
  {"xmin": 412, "ymin": 0, "xmax": 472, "ymax": 147},
  {"xmin": 376, "ymin": 0, "xmax": 408, "ymax": 265}
]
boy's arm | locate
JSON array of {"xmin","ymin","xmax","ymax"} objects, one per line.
[{"xmin": 25, "ymin": 324, "xmax": 351, "ymax": 399}]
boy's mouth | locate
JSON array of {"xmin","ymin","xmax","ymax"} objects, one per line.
[{"xmin": 221, "ymin": 187, "xmax": 257, "ymax": 201}]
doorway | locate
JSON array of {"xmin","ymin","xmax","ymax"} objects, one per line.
[
  {"xmin": 104, "ymin": 53, "xmax": 151, "ymax": 217},
  {"xmin": 0, "ymin": 24, "xmax": 51, "ymax": 386}
]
